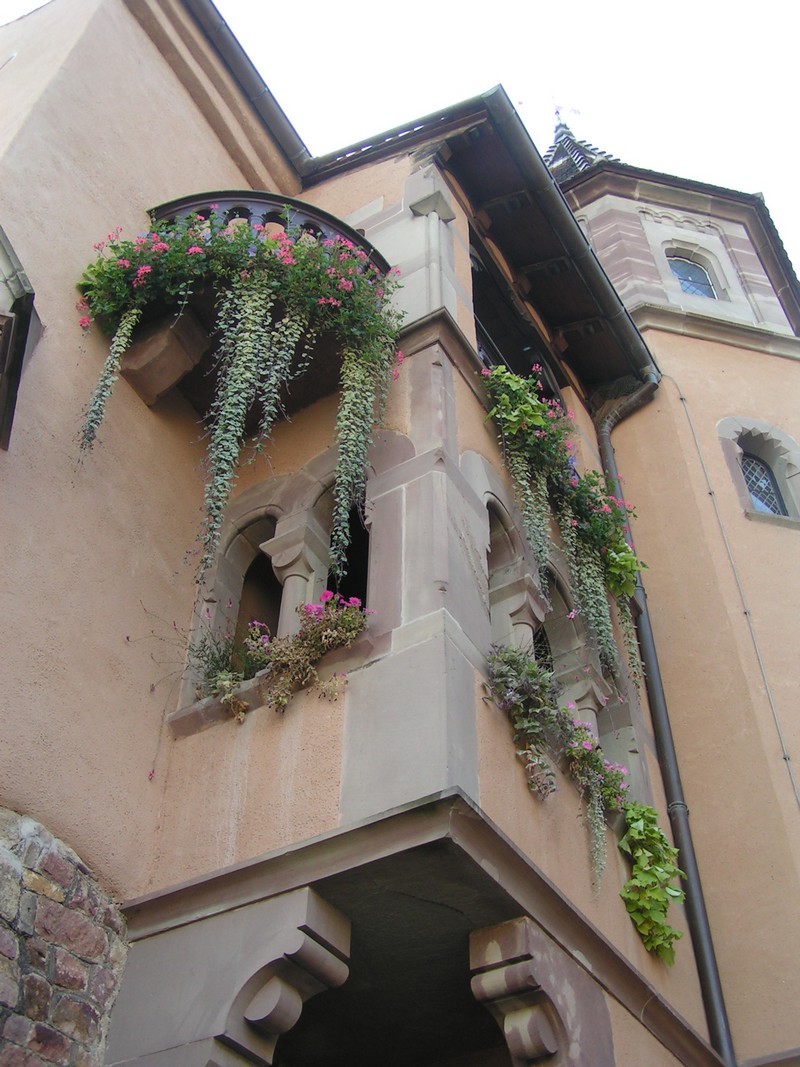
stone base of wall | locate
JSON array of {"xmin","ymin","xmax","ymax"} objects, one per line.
[{"xmin": 0, "ymin": 809, "xmax": 127, "ymax": 1067}]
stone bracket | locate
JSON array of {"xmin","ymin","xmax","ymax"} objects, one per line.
[
  {"xmin": 470, "ymin": 917, "xmax": 565, "ymax": 1066},
  {"xmin": 106, "ymin": 886, "xmax": 350, "ymax": 1066}
]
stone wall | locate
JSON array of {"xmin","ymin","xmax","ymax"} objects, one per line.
[{"xmin": 0, "ymin": 810, "xmax": 126, "ymax": 1066}]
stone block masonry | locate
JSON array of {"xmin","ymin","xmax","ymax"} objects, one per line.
[{"xmin": 0, "ymin": 809, "xmax": 127, "ymax": 1066}]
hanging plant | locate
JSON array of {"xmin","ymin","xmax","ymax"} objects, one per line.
[
  {"xmin": 482, "ymin": 364, "xmax": 645, "ymax": 678},
  {"xmin": 77, "ymin": 210, "xmax": 403, "ymax": 580},
  {"xmin": 486, "ymin": 644, "xmax": 627, "ymax": 884},
  {"xmin": 486, "ymin": 645, "xmax": 683, "ymax": 962},
  {"xmin": 188, "ymin": 591, "xmax": 369, "ymax": 720}
]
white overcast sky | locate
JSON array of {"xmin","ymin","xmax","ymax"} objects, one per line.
[{"xmin": 4, "ymin": 0, "xmax": 799, "ymax": 270}]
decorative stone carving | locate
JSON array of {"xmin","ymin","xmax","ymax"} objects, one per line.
[
  {"xmin": 470, "ymin": 916, "xmax": 615, "ymax": 1067},
  {"xmin": 106, "ymin": 886, "xmax": 350, "ymax": 1066},
  {"xmin": 471, "ymin": 919, "xmax": 564, "ymax": 1065}
]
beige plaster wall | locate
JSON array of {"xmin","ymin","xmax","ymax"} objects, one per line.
[
  {"xmin": 148, "ymin": 686, "xmax": 345, "ymax": 889},
  {"xmin": 0, "ymin": 0, "xmax": 297, "ymax": 899},
  {"xmin": 605, "ymin": 995, "xmax": 688, "ymax": 1067},
  {"xmin": 0, "ymin": 0, "xmax": 100, "ymax": 154},
  {"xmin": 611, "ymin": 328, "xmax": 800, "ymax": 1058}
]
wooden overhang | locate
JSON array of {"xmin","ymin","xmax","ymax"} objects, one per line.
[{"xmin": 304, "ymin": 88, "xmax": 657, "ymax": 391}]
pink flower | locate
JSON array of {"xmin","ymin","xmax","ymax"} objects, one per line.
[
  {"xmin": 391, "ymin": 367, "xmax": 400, "ymax": 381},
  {"xmin": 78, "ymin": 315, "xmax": 91, "ymax": 331},
  {"xmin": 150, "ymin": 241, "xmax": 169, "ymax": 254},
  {"xmin": 582, "ymin": 740, "xmax": 594, "ymax": 751},
  {"xmin": 567, "ymin": 409, "xmax": 575, "ymax": 419},
  {"xmin": 396, "ymin": 350, "xmax": 404, "ymax": 364},
  {"xmin": 186, "ymin": 246, "xmax": 204, "ymax": 255},
  {"xmin": 347, "ymin": 597, "xmax": 362, "ymax": 607},
  {"xmin": 132, "ymin": 264, "xmax": 152, "ymax": 288},
  {"xmin": 319, "ymin": 590, "xmax": 335, "ymax": 602},
  {"xmin": 566, "ymin": 609, "xmax": 578, "ymax": 620},
  {"xmin": 338, "ymin": 278, "xmax": 354, "ymax": 291},
  {"xmin": 116, "ymin": 258, "xmax": 130, "ymax": 268},
  {"xmin": 480, "ymin": 367, "xmax": 491, "ymax": 377},
  {"xmin": 209, "ymin": 202, "xmax": 219, "ymax": 210}
]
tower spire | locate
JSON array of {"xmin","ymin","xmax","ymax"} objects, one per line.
[{"xmin": 544, "ymin": 117, "xmax": 620, "ymax": 183}]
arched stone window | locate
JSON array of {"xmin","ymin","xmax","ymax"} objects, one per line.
[
  {"xmin": 718, "ymin": 417, "xmax": 800, "ymax": 524},
  {"xmin": 666, "ymin": 254, "xmax": 716, "ymax": 299}
]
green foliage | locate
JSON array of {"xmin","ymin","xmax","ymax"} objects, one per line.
[
  {"xmin": 619, "ymin": 802, "xmax": 686, "ymax": 965},
  {"xmin": 487, "ymin": 647, "xmax": 682, "ymax": 962},
  {"xmin": 78, "ymin": 211, "xmax": 403, "ymax": 581},
  {"xmin": 486, "ymin": 644, "xmax": 564, "ymax": 797},
  {"xmin": 189, "ymin": 592, "xmax": 368, "ymax": 719},
  {"xmin": 481, "ymin": 365, "xmax": 645, "ymax": 678},
  {"xmin": 486, "ymin": 645, "xmax": 629, "ymax": 883}
]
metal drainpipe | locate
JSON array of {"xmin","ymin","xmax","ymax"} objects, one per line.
[{"xmin": 595, "ymin": 374, "xmax": 737, "ymax": 1067}]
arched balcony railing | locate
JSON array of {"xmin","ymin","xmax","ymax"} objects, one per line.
[
  {"xmin": 151, "ymin": 191, "xmax": 390, "ymax": 274},
  {"xmin": 121, "ymin": 191, "xmax": 391, "ymax": 417}
]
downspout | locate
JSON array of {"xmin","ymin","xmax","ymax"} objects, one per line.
[{"xmin": 595, "ymin": 374, "xmax": 737, "ymax": 1067}]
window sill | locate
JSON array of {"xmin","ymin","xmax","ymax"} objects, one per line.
[
  {"xmin": 167, "ymin": 628, "xmax": 390, "ymax": 739},
  {"xmin": 744, "ymin": 509, "xmax": 800, "ymax": 530}
]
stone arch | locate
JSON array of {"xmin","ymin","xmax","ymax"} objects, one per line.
[
  {"xmin": 180, "ymin": 432, "xmax": 415, "ymax": 706},
  {"xmin": 718, "ymin": 415, "xmax": 800, "ymax": 522}
]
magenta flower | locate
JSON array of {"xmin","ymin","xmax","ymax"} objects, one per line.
[
  {"xmin": 347, "ymin": 597, "xmax": 362, "ymax": 607},
  {"xmin": 480, "ymin": 367, "xmax": 491, "ymax": 377},
  {"xmin": 319, "ymin": 590, "xmax": 335, "ymax": 602}
]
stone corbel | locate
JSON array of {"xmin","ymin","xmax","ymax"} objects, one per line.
[
  {"xmin": 470, "ymin": 918, "xmax": 564, "ymax": 1066},
  {"xmin": 106, "ymin": 887, "xmax": 350, "ymax": 1067},
  {"xmin": 220, "ymin": 894, "xmax": 350, "ymax": 1065},
  {"xmin": 119, "ymin": 308, "xmax": 208, "ymax": 405}
]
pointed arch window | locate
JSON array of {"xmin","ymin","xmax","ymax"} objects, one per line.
[
  {"xmin": 667, "ymin": 255, "xmax": 716, "ymax": 299},
  {"xmin": 740, "ymin": 452, "xmax": 787, "ymax": 516}
]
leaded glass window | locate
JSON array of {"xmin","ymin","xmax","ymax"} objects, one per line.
[
  {"xmin": 667, "ymin": 256, "xmax": 716, "ymax": 299},
  {"xmin": 741, "ymin": 452, "xmax": 787, "ymax": 515}
]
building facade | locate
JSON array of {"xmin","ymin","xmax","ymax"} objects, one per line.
[{"xmin": 1, "ymin": 2, "xmax": 798, "ymax": 1065}]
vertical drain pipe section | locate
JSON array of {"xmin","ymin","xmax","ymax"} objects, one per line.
[{"xmin": 595, "ymin": 379, "xmax": 737, "ymax": 1067}]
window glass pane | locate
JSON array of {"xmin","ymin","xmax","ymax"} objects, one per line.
[
  {"xmin": 741, "ymin": 453, "xmax": 787, "ymax": 515},
  {"xmin": 667, "ymin": 256, "xmax": 716, "ymax": 299}
]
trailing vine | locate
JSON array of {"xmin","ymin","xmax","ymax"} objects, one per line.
[
  {"xmin": 78, "ymin": 210, "xmax": 402, "ymax": 581},
  {"xmin": 619, "ymin": 801, "xmax": 685, "ymax": 964},
  {"xmin": 486, "ymin": 644, "xmax": 683, "ymax": 961},
  {"xmin": 482, "ymin": 364, "xmax": 644, "ymax": 679}
]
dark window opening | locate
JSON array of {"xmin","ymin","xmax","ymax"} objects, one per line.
[
  {"xmin": 533, "ymin": 627, "xmax": 554, "ymax": 672},
  {"xmin": 330, "ymin": 507, "xmax": 370, "ymax": 606},
  {"xmin": 236, "ymin": 551, "xmax": 283, "ymax": 640}
]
